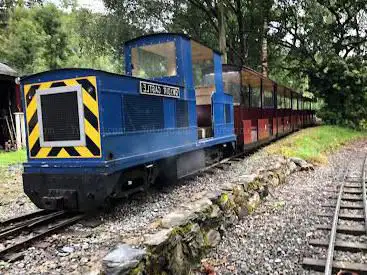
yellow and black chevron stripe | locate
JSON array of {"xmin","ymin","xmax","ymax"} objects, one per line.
[{"xmin": 24, "ymin": 76, "xmax": 101, "ymax": 159}]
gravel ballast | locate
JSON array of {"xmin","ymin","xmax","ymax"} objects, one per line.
[
  {"xmin": 0, "ymin": 140, "xmax": 366, "ymax": 274},
  {"xmin": 202, "ymin": 140, "xmax": 367, "ymax": 274},
  {"xmin": 0, "ymin": 149, "xmax": 286, "ymax": 274}
]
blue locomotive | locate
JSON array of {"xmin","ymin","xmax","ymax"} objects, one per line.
[{"xmin": 20, "ymin": 33, "xmax": 315, "ymax": 211}]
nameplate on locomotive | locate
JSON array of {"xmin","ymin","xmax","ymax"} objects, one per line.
[{"xmin": 140, "ymin": 81, "xmax": 180, "ymax": 99}]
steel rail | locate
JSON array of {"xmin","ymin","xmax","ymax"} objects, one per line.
[
  {"xmin": 362, "ymin": 155, "xmax": 367, "ymax": 235},
  {"xmin": 324, "ymin": 166, "xmax": 349, "ymax": 275},
  {"xmin": 0, "ymin": 214, "xmax": 84, "ymax": 259},
  {"xmin": 0, "ymin": 211, "xmax": 65, "ymax": 240},
  {"xmin": 0, "ymin": 210, "xmax": 51, "ymax": 227}
]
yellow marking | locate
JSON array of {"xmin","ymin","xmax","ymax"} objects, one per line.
[
  {"xmin": 63, "ymin": 79, "xmax": 79, "ymax": 87},
  {"xmin": 36, "ymin": 147, "xmax": 52, "ymax": 158},
  {"xmin": 85, "ymin": 119, "xmax": 101, "ymax": 147},
  {"xmin": 75, "ymin": 146, "xmax": 94, "ymax": 158},
  {"xmin": 87, "ymin": 76, "xmax": 97, "ymax": 90},
  {"xmin": 83, "ymin": 90, "xmax": 99, "ymax": 117},
  {"xmin": 26, "ymin": 98, "xmax": 37, "ymax": 123},
  {"xmin": 28, "ymin": 124, "xmax": 39, "ymax": 148},
  {"xmin": 24, "ymin": 85, "xmax": 32, "ymax": 96},
  {"xmin": 57, "ymin": 148, "xmax": 70, "ymax": 158},
  {"xmin": 39, "ymin": 82, "xmax": 52, "ymax": 90},
  {"xmin": 25, "ymin": 76, "xmax": 101, "ymax": 159}
]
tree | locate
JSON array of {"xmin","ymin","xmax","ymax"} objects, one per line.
[
  {"xmin": 0, "ymin": 6, "xmax": 47, "ymax": 73},
  {"xmin": 270, "ymin": 0, "xmax": 367, "ymax": 128}
]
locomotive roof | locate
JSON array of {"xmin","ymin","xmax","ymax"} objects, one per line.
[{"xmin": 124, "ymin": 32, "xmax": 222, "ymax": 55}]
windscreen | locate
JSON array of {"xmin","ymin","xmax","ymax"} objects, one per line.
[{"xmin": 131, "ymin": 41, "xmax": 177, "ymax": 79}]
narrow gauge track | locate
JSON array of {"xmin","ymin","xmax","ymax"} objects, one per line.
[
  {"xmin": 303, "ymin": 154, "xmax": 367, "ymax": 274},
  {"xmin": 0, "ymin": 210, "xmax": 84, "ymax": 260},
  {"xmin": 0, "ymin": 151, "xmax": 245, "ymax": 262}
]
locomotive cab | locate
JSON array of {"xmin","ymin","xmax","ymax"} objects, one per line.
[{"xmin": 124, "ymin": 33, "xmax": 234, "ymax": 142}]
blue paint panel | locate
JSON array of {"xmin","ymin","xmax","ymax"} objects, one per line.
[
  {"xmin": 214, "ymin": 53, "xmax": 224, "ymax": 94},
  {"xmin": 102, "ymin": 93, "xmax": 122, "ymax": 134},
  {"xmin": 164, "ymin": 98, "xmax": 175, "ymax": 128},
  {"xmin": 212, "ymin": 92, "xmax": 234, "ymax": 138}
]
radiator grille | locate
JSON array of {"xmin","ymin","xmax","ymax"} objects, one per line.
[
  {"xmin": 40, "ymin": 92, "xmax": 80, "ymax": 141},
  {"xmin": 176, "ymin": 100, "xmax": 189, "ymax": 128},
  {"xmin": 123, "ymin": 95, "xmax": 164, "ymax": 132}
]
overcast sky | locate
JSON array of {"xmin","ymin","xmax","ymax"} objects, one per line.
[{"xmin": 48, "ymin": 0, "xmax": 107, "ymax": 13}]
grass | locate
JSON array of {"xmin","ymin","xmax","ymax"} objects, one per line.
[
  {"xmin": 0, "ymin": 149, "xmax": 27, "ymax": 167},
  {"xmin": 266, "ymin": 125, "xmax": 367, "ymax": 164}
]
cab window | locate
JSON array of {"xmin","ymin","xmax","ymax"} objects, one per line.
[{"xmin": 131, "ymin": 41, "xmax": 177, "ymax": 78}]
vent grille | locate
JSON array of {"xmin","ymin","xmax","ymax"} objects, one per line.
[
  {"xmin": 225, "ymin": 104, "xmax": 231, "ymax": 123},
  {"xmin": 123, "ymin": 95, "xmax": 164, "ymax": 132},
  {"xmin": 176, "ymin": 100, "xmax": 189, "ymax": 128},
  {"xmin": 40, "ymin": 92, "xmax": 80, "ymax": 142}
]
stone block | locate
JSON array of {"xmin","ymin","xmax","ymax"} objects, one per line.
[
  {"xmin": 205, "ymin": 229, "xmax": 221, "ymax": 247},
  {"xmin": 161, "ymin": 210, "xmax": 197, "ymax": 229},
  {"xmin": 102, "ymin": 244, "xmax": 145, "ymax": 275},
  {"xmin": 246, "ymin": 192, "xmax": 261, "ymax": 214},
  {"xmin": 144, "ymin": 228, "xmax": 173, "ymax": 247}
]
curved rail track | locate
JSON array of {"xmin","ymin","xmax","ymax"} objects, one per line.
[
  {"xmin": 0, "ymin": 210, "xmax": 84, "ymax": 261},
  {"xmin": 303, "ymin": 154, "xmax": 367, "ymax": 274}
]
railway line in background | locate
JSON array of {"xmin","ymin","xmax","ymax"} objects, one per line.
[{"xmin": 303, "ymin": 154, "xmax": 367, "ymax": 274}]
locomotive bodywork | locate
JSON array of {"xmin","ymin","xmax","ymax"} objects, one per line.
[{"xmin": 21, "ymin": 34, "xmax": 236, "ymax": 211}]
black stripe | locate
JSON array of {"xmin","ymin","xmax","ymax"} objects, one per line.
[
  {"xmin": 86, "ymin": 136, "xmax": 100, "ymax": 156},
  {"xmin": 84, "ymin": 105, "xmax": 99, "ymax": 131},
  {"xmin": 26, "ymin": 85, "xmax": 40, "ymax": 106},
  {"xmin": 51, "ymin": 82, "xmax": 66, "ymax": 88},
  {"xmin": 77, "ymin": 79, "xmax": 96, "ymax": 100},
  {"xmin": 28, "ymin": 113, "xmax": 38, "ymax": 134},
  {"xmin": 64, "ymin": 147, "xmax": 80, "ymax": 156},
  {"xmin": 48, "ymin": 147, "xmax": 62, "ymax": 157},
  {"xmin": 30, "ymin": 140, "xmax": 41, "ymax": 157}
]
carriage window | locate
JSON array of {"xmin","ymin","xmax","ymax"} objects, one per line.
[
  {"xmin": 243, "ymin": 85, "xmax": 250, "ymax": 108},
  {"xmin": 287, "ymin": 97, "xmax": 291, "ymax": 108},
  {"xmin": 251, "ymin": 87, "xmax": 261, "ymax": 108},
  {"xmin": 242, "ymin": 70, "xmax": 261, "ymax": 108},
  {"xmin": 292, "ymin": 97, "xmax": 298, "ymax": 110},
  {"xmin": 263, "ymin": 90, "xmax": 274, "ymax": 108},
  {"xmin": 131, "ymin": 41, "xmax": 177, "ymax": 78},
  {"xmin": 223, "ymin": 71, "xmax": 241, "ymax": 104},
  {"xmin": 277, "ymin": 94, "xmax": 283, "ymax": 109}
]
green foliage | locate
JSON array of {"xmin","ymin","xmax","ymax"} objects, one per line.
[
  {"xmin": 0, "ymin": 2, "xmax": 139, "ymax": 75},
  {"xmin": 270, "ymin": 0, "xmax": 366, "ymax": 129},
  {"xmin": 314, "ymin": 57, "xmax": 367, "ymax": 129},
  {"xmin": 266, "ymin": 126, "xmax": 367, "ymax": 163}
]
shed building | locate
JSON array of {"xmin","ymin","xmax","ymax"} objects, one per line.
[{"xmin": 0, "ymin": 62, "xmax": 21, "ymax": 150}]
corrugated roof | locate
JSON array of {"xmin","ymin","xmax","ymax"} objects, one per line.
[{"xmin": 0, "ymin": 63, "xmax": 17, "ymax": 77}]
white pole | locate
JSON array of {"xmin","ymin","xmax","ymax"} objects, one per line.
[
  {"xmin": 14, "ymin": 112, "xmax": 22, "ymax": 150},
  {"xmin": 20, "ymin": 113, "xmax": 26, "ymax": 148}
]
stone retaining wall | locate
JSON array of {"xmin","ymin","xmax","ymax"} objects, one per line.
[{"xmin": 102, "ymin": 156, "xmax": 313, "ymax": 275}]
